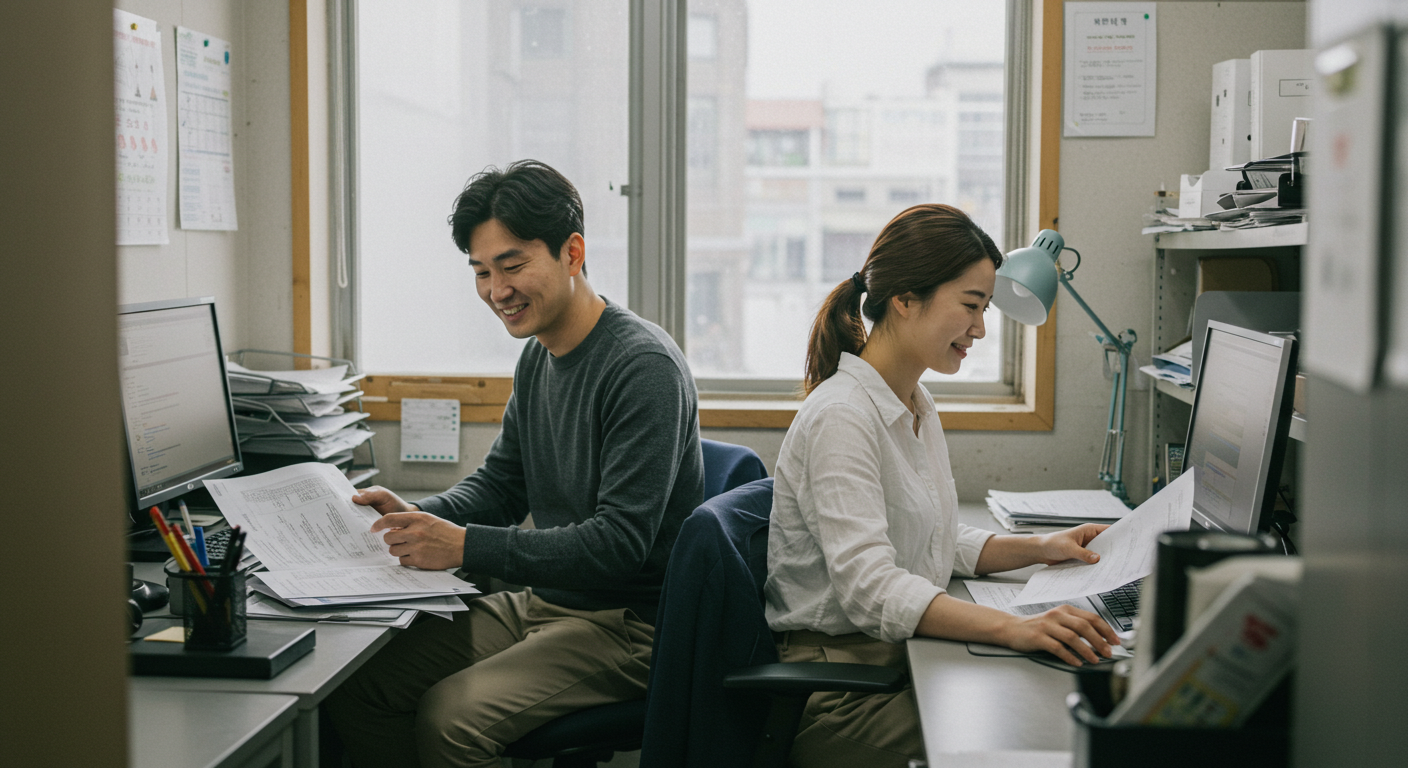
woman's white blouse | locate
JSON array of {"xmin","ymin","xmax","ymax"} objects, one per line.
[{"xmin": 765, "ymin": 353, "xmax": 995, "ymax": 643}]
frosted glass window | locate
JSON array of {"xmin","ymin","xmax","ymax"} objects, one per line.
[{"xmin": 356, "ymin": 0, "xmax": 629, "ymax": 374}]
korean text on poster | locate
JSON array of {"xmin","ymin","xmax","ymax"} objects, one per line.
[{"xmin": 1064, "ymin": 3, "xmax": 1157, "ymax": 137}]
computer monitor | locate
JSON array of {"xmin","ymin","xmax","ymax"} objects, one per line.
[
  {"xmin": 118, "ymin": 297, "xmax": 242, "ymax": 554},
  {"xmin": 1183, "ymin": 321, "xmax": 1297, "ymax": 534}
]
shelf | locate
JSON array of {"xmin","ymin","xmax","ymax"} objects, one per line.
[
  {"xmin": 1153, "ymin": 222, "xmax": 1307, "ymax": 250},
  {"xmin": 1149, "ymin": 372, "xmax": 1308, "ymax": 444},
  {"xmin": 1151, "ymin": 376, "xmax": 1195, "ymax": 405}
]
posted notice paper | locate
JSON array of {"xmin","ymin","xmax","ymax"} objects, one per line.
[
  {"xmin": 113, "ymin": 10, "xmax": 170, "ymax": 245},
  {"xmin": 1011, "ymin": 471, "xmax": 1195, "ymax": 606},
  {"xmin": 401, "ymin": 398, "xmax": 460, "ymax": 463},
  {"xmin": 1063, "ymin": 2, "xmax": 1157, "ymax": 137},
  {"xmin": 176, "ymin": 27, "xmax": 238, "ymax": 230}
]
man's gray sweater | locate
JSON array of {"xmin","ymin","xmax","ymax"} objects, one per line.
[{"xmin": 415, "ymin": 299, "xmax": 704, "ymax": 624}]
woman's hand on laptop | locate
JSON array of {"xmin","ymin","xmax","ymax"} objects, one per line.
[
  {"xmin": 998, "ymin": 605, "xmax": 1120, "ymax": 667},
  {"xmin": 1033, "ymin": 523, "xmax": 1109, "ymax": 566}
]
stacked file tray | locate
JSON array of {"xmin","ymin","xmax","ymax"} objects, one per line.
[
  {"xmin": 985, "ymin": 489, "xmax": 1132, "ymax": 533},
  {"xmin": 226, "ymin": 349, "xmax": 379, "ymax": 486}
]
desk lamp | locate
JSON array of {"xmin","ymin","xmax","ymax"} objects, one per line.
[{"xmin": 992, "ymin": 230, "xmax": 1137, "ymax": 504}]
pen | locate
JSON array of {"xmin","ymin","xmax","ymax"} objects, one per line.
[
  {"xmin": 172, "ymin": 523, "xmax": 216, "ymax": 599},
  {"xmin": 193, "ymin": 526, "xmax": 209, "ymax": 568},
  {"xmin": 178, "ymin": 499, "xmax": 195, "ymax": 542},
  {"xmin": 220, "ymin": 526, "xmax": 246, "ymax": 576}
]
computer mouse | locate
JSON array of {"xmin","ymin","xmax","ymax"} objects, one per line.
[{"xmin": 132, "ymin": 578, "xmax": 170, "ymax": 612}]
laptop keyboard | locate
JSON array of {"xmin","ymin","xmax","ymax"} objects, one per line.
[{"xmin": 1097, "ymin": 578, "xmax": 1143, "ymax": 632}]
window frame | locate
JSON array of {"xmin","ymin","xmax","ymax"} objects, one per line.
[{"xmin": 312, "ymin": 0, "xmax": 1061, "ymax": 431}]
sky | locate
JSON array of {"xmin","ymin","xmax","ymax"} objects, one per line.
[{"xmin": 745, "ymin": 0, "xmax": 1007, "ymax": 101}]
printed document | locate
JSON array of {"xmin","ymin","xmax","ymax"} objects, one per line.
[
  {"xmin": 205, "ymin": 462, "xmax": 476, "ymax": 600},
  {"xmin": 987, "ymin": 489, "xmax": 1131, "ymax": 519},
  {"xmin": 1011, "ymin": 472, "xmax": 1195, "ymax": 606},
  {"xmin": 114, "ymin": 10, "xmax": 170, "ymax": 245},
  {"xmin": 176, "ymin": 27, "xmax": 238, "ymax": 230}
]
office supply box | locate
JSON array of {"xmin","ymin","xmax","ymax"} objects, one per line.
[
  {"xmin": 1250, "ymin": 50, "xmax": 1314, "ymax": 160},
  {"xmin": 1210, "ymin": 58, "xmax": 1251, "ymax": 169}
]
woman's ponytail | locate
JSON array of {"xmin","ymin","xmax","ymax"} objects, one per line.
[{"xmin": 803, "ymin": 272, "xmax": 868, "ymax": 395}]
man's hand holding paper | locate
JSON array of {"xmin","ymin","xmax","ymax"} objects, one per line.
[{"xmin": 1011, "ymin": 472, "xmax": 1196, "ymax": 606}]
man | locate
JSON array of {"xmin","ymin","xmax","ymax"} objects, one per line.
[{"xmin": 326, "ymin": 160, "xmax": 704, "ymax": 768}]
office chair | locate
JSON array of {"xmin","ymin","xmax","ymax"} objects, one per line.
[
  {"xmin": 501, "ymin": 439, "xmax": 769, "ymax": 768},
  {"xmin": 637, "ymin": 478, "xmax": 904, "ymax": 768}
]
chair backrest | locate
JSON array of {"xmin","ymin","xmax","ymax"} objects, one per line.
[
  {"xmin": 639, "ymin": 478, "xmax": 777, "ymax": 767},
  {"xmin": 701, "ymin": 439, "xmax": 768, "ymax": 501}
]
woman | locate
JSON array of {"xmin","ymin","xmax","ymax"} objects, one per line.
[{"xmin": 765, "ymin": 204, "xmax": 1120, "ymax": 767}]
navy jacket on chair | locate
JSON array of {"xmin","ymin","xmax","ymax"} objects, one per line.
[
  {"xmin": 638, "ymin": 478, "xmax": 778, "ymax": 768},
  {"xmin": 701, "ymin": 439, "xmax": 769, "ymax": 501}
]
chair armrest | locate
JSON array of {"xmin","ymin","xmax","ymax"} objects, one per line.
[{"xmin": 722, "ymin": 662, "xmax": 905, "ymax": 695}]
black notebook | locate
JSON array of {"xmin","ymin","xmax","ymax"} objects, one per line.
[{"xmin": 131, "ymin": 619, "xmax": 316, "ymax": 679}]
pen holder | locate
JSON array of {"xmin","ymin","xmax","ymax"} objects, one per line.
[{"xmin": 165, "ymin": 565, "xmax": 247, "ymax": 651}]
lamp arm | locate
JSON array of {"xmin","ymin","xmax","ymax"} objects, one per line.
[{"xmin": 1056, "ymin": 274, "xmax": 1133, "ymax": 355}]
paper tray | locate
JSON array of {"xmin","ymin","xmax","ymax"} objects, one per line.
[{"xmin": 1068, "ymin": 670, "xmax": 1290, "ymax": 768}]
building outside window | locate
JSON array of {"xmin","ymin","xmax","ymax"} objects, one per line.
[
  {"xmin": 685, "ymin": 0, "xmax": 1009, "ymax": 385},
  {"xmin": 349, "ymin": 0, "xmax": 1017, "ymax": 396}
]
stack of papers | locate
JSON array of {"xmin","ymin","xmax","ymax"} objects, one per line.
[
  {"xmin": 233, "ymin": 390, "xmax": 364, "ymax": 417},
  {"xmin": 204, "ymin": 463, "xmax": 478, "ymax": 622},
  {"xmin": 1139, "ymin": 339, "xmax": 1194, "ymax": 388},
  {"xmin": 226, "ymin": 361, "xmax": 375, "ymax": 460},
  {"xmin": 235, "ymin": 410, "xmax": 370, "ymax": 438},
  {"xmin": 226, "ymin": 361, "xmax": 365, "ymax": 395},
  {"xmin": 985, "ymin": 489, "xmax": 1132, "ymax": 532}
]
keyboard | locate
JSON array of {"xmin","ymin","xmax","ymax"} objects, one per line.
[
  {"xmin": 203, "ymin": 527, "xmax": 235, "ymax": 563},
  {"xmin": 1096, "ymin": 578, "xmax": 1143, "ymax": 632}
]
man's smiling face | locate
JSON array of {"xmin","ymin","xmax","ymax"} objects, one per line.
[{"xmin": 468, "ymin": 218, "xmax": 577, "ymax": 341}]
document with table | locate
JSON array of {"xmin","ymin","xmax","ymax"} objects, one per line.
[
  {"xmin": 1011, "ymin": 472, "xmax": 1195, "ymax": 606},
  {"xmin": 204, "ymin": 463, "xmax": 478, "ymax": 605}
]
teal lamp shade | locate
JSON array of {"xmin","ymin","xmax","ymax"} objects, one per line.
[{"xmin": 993, "ymin": 229, "xmax": 1063, "ymax": 325}]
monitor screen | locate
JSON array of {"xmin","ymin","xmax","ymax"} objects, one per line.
[
  {"xmin": 118, "ymin": 298, "xmax": 242, "ymax": 509},
  {"xmin": 1183, "ymin": 322, "xmax": 1296, "ymax": 535}
]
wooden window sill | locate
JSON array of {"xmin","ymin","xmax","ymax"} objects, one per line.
[{"xmin": 357, "ymin": 375, "xmax": 1055, "ymax": 431}]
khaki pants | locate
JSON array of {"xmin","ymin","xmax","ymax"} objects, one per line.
[
  {"xmin": 776, "ymin": 630, "xmax": 924, "ymax": 768},
  {"xmin": 325, "ymin": 589, "xmax": 654, "ymax": 768}
]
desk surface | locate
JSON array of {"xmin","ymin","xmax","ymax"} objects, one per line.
[
  {"xmin": 131, "ymin": 562, "xmax": 397, "ymax": 708},
  {"xmin": 905, "ymin": 503, "xmax": 1079, "ymax": 767},
  {"xmin": 129, "ymin": 688, "xmax": 298, "ymax": 768}
]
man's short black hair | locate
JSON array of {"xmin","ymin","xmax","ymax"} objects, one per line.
[{"xmin": 448, "ymin": 160, "xmax": 585, "ymax": 266}]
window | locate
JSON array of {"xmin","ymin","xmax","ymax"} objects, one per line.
[
  {"xmin": 685, "ymin": 0, "xmax": 1012, "ymax": 388},
  {"xmin": 353, "ymin": 0, "xmax": 629, "ymax": 375},
  {"xmin": 341, "ymin": 0, "xmax": 1036, "ymax": 418},
  {"xmin": 688, "ymin": 13, "xmax": 718, "ymax": 60}
]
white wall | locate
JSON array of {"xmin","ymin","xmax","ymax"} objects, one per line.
[
  {"xmin": 114, "ymin": 0, "xmax": 294, "ymax": 353},
  {"xmin": 369, "ymin": 2, "xmax": 1307, "ymax": 504}
]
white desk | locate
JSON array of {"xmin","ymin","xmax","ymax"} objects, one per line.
[
  {"xmin": 906, "ymin": 504, "xmax": 1079, "ymax": 768},
  {"xmin": 131, "ymin": 562, "xmax": 399, "ymax": 768},
  {"xmin": 129, "ymin": 688, "xmax": 298, "ymax": 768}
]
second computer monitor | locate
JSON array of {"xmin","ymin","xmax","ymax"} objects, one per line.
[{"xmin": 1183, "ymin": 321, "xmax": 1297, "ymax": 535}]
